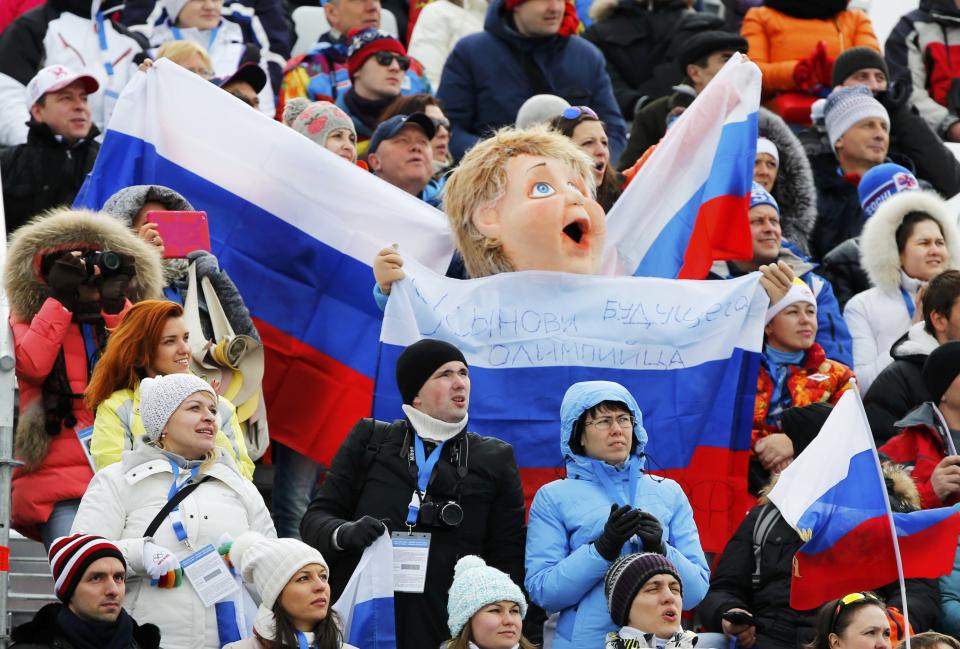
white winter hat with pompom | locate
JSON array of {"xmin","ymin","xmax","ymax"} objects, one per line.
[
  {"xmin": 446, "ymin": 555, "xmax": 527, "ymax": 638},
  {"xmin": 230, "ymin": 532, "xmax": 329, "ymax": 611}
]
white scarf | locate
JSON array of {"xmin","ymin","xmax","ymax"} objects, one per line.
[{"xmin": 402, "ymin": 404, "xmax": 467, "ymax": 443}]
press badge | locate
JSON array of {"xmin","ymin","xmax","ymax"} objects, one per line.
[
  {"xmin": 391, "ymin": 532, "xmax": 430, "ymax": 593},
  {"xmin": 181, "ymin": 544, "xmax": 238, "ymax": 607}
]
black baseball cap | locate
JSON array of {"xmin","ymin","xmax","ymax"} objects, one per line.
[{"xmin": 211, "ymin": 62, "xmax": 266, "ymax": 94}]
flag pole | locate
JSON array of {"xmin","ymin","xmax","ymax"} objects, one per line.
[{"xmin": 852, "ymin": 385, "xmax": 911, "ymax": 649}]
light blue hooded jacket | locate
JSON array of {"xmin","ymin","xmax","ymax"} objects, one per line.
[{"xmin": 524, "ymin": 381, "xmax": 710, "ymax": 649}]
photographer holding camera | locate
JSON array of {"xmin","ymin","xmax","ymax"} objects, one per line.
[
  {"xmin": 300, "ymin": 339, "xmax": 526, "ymax": 649},
  {"xmin": 4, "ymin": 207, "xmax": 163, "ymax": 548}
]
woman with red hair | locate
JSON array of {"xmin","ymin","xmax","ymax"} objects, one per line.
[{"xmin": 85, "ymin": 299, "xmax": 254, "ymax": 479}]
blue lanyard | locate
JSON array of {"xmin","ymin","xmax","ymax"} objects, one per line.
[
  {"xmin": 166, "ymin": 459, "xmax": 200, "ymax": 543},
  {"xmin": 296, "ymin": 632, "xmax": 309, "ymax": 649},
  {"xmin": 95, "ymin": 12, "xmax": 115, "ymax": 77},
  {"xmin": 900, "ymin": 287, "xmax": 916, "ymax": 319},
  {"xmin": 406, "ymin": 436, "xmax": 445, "ymax": 527},
  {"xmin": 171, "ymin": 24, "xmax": 221, "ymax": 52},
  {"xmin": 80, "ymin": 324, "xmax": 100, "ymax": 376}
]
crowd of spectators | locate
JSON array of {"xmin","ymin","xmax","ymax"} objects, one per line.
[{"xmin": 7, "ymin": 0, "xmax": 960, "ymax": 648}]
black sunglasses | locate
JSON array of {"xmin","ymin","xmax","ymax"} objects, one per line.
[{"xmin": 373, "ymin": 51, "xmax": 411, "ymax": 71}]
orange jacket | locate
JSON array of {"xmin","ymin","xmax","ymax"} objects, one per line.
[{"xmin": 741, "ymin": 6, "xmax": 879, "ymax": 95}]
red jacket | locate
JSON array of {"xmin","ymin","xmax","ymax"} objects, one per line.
[
  {"xmin": 10, "ymin": 299, "xmax": 125, "ymax": 540},
  {"xmin": 880, "ymin": 402, "xmax": 957, "ymax": 510}
]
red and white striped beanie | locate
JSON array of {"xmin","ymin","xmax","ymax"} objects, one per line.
[{"xmin": 48, "ymin": 534, "xmax": 126, "ymax": 603}]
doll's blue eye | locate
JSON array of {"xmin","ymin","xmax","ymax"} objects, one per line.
[{"xmin": 530, "ymin": 182, "xmax": 555, "ymax": 197}]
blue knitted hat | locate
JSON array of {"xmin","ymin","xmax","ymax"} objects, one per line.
[
  {"xmin": 858, "ymin": 163, "xmax": 919, "ymax": 218},
  {"xmin": 447, "ymin": 556, "xmax": 527, "ymax": 638},
  {"xmin": 750, "ymin": 181, "xmax": 779, "ymax": 214}
]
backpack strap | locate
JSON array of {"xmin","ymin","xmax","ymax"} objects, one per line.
[
  {"xmin": 751, "ymin": 503, "xmax": 782, "ymax": 588},
  {"xmin": 360, "ymin": 418, "xmax": 399, "ymax": 474}
]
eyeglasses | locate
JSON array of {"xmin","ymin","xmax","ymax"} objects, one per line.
[
  {"xmin": 584, "ymin": 415, "xmax": 634, "ymax": 433},
  {"xmin": 829, "ymin": 593, "xmax": 879, "ymax": 634},
  {"xmin": 374, "ymin": 51, "xmax": 410, "ymax": 71},
  {"xmin": 561, "ymin": 106, "xmax": 598, "ymax": 120}
]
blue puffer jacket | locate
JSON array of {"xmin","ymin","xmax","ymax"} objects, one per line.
[
  {"xmin": 525, "ymin": 381, "xmax": 710, "ymax": 649},
  {"xmin": 436, "ymin": 0, "xmax": 626, "ymax": 162}
]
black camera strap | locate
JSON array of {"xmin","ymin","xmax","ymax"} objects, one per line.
[{"xmin": 143, "ymin": 475, "xmax": 213, "ymax": 539}]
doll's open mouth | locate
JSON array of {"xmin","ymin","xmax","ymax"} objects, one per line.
[{"xmin": 563, "ymin": 221, "xmax": 584, "ymax": 244}]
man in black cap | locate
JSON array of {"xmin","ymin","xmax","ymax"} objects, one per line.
[
  {"xmin": 618, "ymin": 30, "xmax": 748, "ymax": 170},
  {"xmin": 823, "ymin": 47, "xmax": 960, "ymax": 198},
  {"xmin": 212, "ymin": 62, "xmax": 267, "ymax": 110},
  {"xmin": 880, "ymin": 341, "xmax": 960, "ymax": 510},
  {"xmin": 301, "ymin": 338, "xmax": 526, "ymax": 649},
  {"xmin": 367, "ymin": 112, "xmax": 438, "ymax": 204}
]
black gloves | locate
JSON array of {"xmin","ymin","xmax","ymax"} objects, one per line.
[
  {"xmin": 337, "ymin": 515, "xmax": 386, "ymax": 552},
  {"xmin": 636, "ymin": 511, "xmax": 665, "ymax": 554},
  {"xmin": 594, "ymin": 504, "xmax": 642, "ymax": 561},
  {"xmin": 46, "ymin": 253, "xmax": 86, "ymax": 311}
]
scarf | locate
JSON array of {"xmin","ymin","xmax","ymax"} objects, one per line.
[
  {"xmin": 762, "ymin": 345, "xmax": 806, "ymax": 426},
  {"xmin": 765, "ymin": 0, "xmax": 848, "ymax": 20},
  {"xmin": 343, "ymin": 89, "xmax": 395, "ymax": 131},
  {"xmin": 56, "ymin": 604, "xmax": 134, "ymax": 649},
  {"xmin": 402, "ymin": 404, "xmax": 467, "ymax": 443}
]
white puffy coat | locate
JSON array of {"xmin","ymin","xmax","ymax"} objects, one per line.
[
  {"xmin": 408, "ymin": 0, "xmax": 486, "ymax": 89},
  {"xmin": 844, "ymin": 190, "xmax": 960, "ymax": 392},
  {"xmin": 71, "ymin": 445, "xmax": 276, "ymax": 649}
]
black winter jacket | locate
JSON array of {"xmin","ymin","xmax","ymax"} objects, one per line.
[
  {"xmin": 864, "ymin": 323, "xmax": 939, "ymax": 445},
  {"xmin": 0, "ymin": 121, "xmax": 100, "ymax": 237},
  {"xmin": 818, "ymin": 237, "xmax": 869, "ymax": 310},
  {"xmin": 11, "ymin": 603, "xmax": 161, "ymax": 649},
  {"xmin": 699, "ymin": 503, "xmax": 941, "ymax": 649},
  {"xmin": 301, "ymin": 417, "xmax": 526, "ymax": 649},
  {"xmin": 583, "ymin": 0, "xmax": 689, "ymax": 117},
  {"xmin": 809, "ymin": 153, "xmax": 866, "ymax": 261}
]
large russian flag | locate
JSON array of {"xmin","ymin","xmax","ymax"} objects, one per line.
[
  {"xmin": 769, "ymin": 390, "xmax": 960, "ymax": 610},
  {"xmin": 74, "ymin": 60, "xmax": 455, "ymax": 464},
  {"xmin": 605, "ymin": 54, "xmax": 758, "ymax": 279},
  {"xmin": 374, "ymin": 259, "xmax": 767, "ymax": 551}
]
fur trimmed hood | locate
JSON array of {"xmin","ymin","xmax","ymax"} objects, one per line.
[
  {"xmin": 4, "ymin": 207, "xmax": 165, "ymax": 321},
  {"xmin": 760, "ymin": 461, "xmax": 920, "ymax": 512},
  {"xmin": 859, "ymin": 191, "xmax": 960, "ymax": 291},
  {"xmin": 758, "ymin": 108, "xmax": 817, "ymax": 255}
]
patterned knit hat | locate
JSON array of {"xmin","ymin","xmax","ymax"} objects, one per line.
[
  {"xmin": 346, "ymin": 28, "xmax": 406, "ymax": 79},
  {"xmin": 604, "ymin": 552, "xmax": 683, "ymax": 627},
  {"xmin": 824, "ymin": 86, "xmax": 889, "ymax": 154},
  {"xmin": 291, "ymin": 101, "xmax": 356, "ymax": 147},
  {"xmin": 447, "ymin": 556, "xmax": 527, "ymax": 638},
  {"xmin": 49, "ymin": 534, "xmax": 127, "ymax": 603},
  {"xmin": 750, "ymin": 181, "xmax": 779, "ymax": 214},
  {"xmin": 231, "ymin": 532, "xmax": 329, "ymax": 611},
  {"xmin": 140, "ymin": 374, "xmax": 217, "ymax": 441},
  {"xmin": 857, "ymin": 163, "xmax": 919, "ymax": 219}
]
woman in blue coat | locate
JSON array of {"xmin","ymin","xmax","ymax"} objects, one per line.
[{"xmin": 525, "ymin": 380, "xmax": 709, "ymax": 649}]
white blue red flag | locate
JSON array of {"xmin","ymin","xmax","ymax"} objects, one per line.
[
  {"xmin": 74, "ymin": 60, "xmax": 454, "ymax": 464},
  {"xmin": 769, "ymin": 389, "xmax": 960, "ymax": 610},
  {"xmin": 331, "ymin": 532, "xmax": 396, "ymax": 649},
  {"xmin": 605, "ymin": 54, "xmax": 758, "ymax": 279},
  {"xmin": 376, "ymin": 260, "xmax": 768, "ymax": 550}
]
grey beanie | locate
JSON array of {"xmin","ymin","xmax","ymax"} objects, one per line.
[
  {"xmin": 140, "ymin": 374, "xmax": 217, "ymax": 441},
  {"xmin": 291, "ymin": 100, "xmax": 356, "ymax": 147},
  {"xmin": 101, "ymin": 185, "xmax": 194, "ymax": 227},
  {"xmin": 282, "ymin": 97, "xmax": 310, "ymax": 126},
  {"xmin": 516, "ymin": 94, "xmax": 571, "ymax": 129}
]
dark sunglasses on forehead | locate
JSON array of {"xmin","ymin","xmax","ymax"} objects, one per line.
[
  {"xmin": 561, "ymin": 105, "xmax": 598, "ymax": 120},
  {"xmin": 374, "ymin": 51, "xmax": 411, "ymax": 71}
]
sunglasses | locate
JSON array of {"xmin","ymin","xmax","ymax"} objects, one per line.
[
  {"xmin": 374, "ymin": 51, "xmax": 411, "ymax": 71},
  {"xmin": 829, "ymin": 593, "xmax": 879, "ymax": 634},
  {"xmin": 561, "ymin": 105, "xmax": 598, "ymax": 120},
  {"xmin": 432, "ymin": 116, "xmax": 450, "ymax": 130}
]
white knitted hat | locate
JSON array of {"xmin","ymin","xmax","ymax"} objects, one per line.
[
  {"xmin": 446, "ymin": 556, "xmax": 527, "ymax": 638},
  {"xmin": 231, "ymin": 532, "xmax": 329, "ymax": 611},
  {"xmin": 765, "ymin": 278, "xmax": 817, "ymax": 325},
  {"xmin": 162, "ymin": 0, "xmax": 191, "ymax": 22},
  {"xmin": 756, "ymin": 137, "xmax": 779, "ymax": 166},
  {"xmin": 824, "ymin": 86, "xmax": 889, "ymax": 154},
  {"xmin": 139, "ymin": 374, "xmax": 217, "ymax": 441}
]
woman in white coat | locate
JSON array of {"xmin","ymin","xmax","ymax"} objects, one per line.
[
  {"xmin": 71, "ymin": 373, "xmax": 276, "ymax": 649},
  {"xmin": 407, "ymin": 0, "xmax": 486, "ymax": 90},
  {"xmin": 224, "ymin": 532, "xmax": 358, "ymax": 649},
  {"xmin": 844, "ymin": 189, "xmax": 960, "ymax": 392}
]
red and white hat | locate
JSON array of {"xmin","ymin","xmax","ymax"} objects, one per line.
[
  {"xmin": 26, "ymin": 65, "xmax": 99, "ymax": 108},
  {"xmin": 48, "ymin": 534, "xmax": 126, "ymax": 603}
]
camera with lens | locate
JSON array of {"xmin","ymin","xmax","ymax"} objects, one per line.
[
  {"xmin": 418, "ymin": 495, "xmax": 464, "ymax": 528},
  {"xmin": 79, "ymin": 250, "xmax": 123, "ymax": 280}
]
